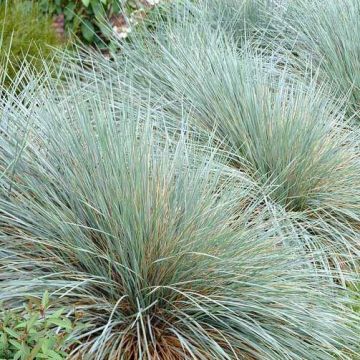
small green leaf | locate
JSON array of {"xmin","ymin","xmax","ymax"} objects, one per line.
[
  {"xmin": 8, "ymin": 339, "xmax": 22, "ymax": 350},
  {"xmin": 20, "ymin": 343, "xmax": 31, "ymax": 358},
  {"xmin": 48, "ymin": 318, "xmax": 72, "ymax": 330},
  {"xmin": 14, "ymin": 321, "xmax": 27, "ymax": 329},
  {"xmin": 112, "ymin": 1, "xmax": 121, "ymax": 13},
  {"xmin": 14, "ymin": 350, "xmax": 22, "ymax": 360},
  {"xmin": 81, "ymin": 20, "xmax": 96, "ymax": 42},
  {"xmin": 4, "ymin": 328, "xmax": 20, "ymax": 340},
  {"xmin": 0, "ymin": 332, "xmax": 7, "ymax": 346},
  {"xmin": 48, "ymin": 349, "xmax": 64, "ymax": 360},
  {"xmin": 41, "ymin": 338, "xmax": 51, "ymax": 354},
  {"xmin": 91, "ymin": 0, "xmax": 106, "ymax": 19},
  {"xmin": 28, "ymin": 342, "xmax": 42, "ymax": 360},
  {"xmin": 27, "ymin": 314, "xmax": 40, "ymax": 331},
  {"xmin": 50, "ymin": 309, "xmax": 65, "ymax": 319},
  {"xmin": 64, "ymin": 3, "xmax": 76, "ymax": 21},
  {"xmin": 82, "ymin": 0, "xmax": 91, "ymax": 7},
  {"xmin": 42, "ymin": 291, "xmax": 49, "ymax": 309}
]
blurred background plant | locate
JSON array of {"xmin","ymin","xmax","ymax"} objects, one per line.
[
  {"xmin": 0, "ymin": 0, "xmax": 164, "ymax": 91},
  {"xmin": 0, "ymin": 0, "xmax": 63, "ymax": 90},
  {"xmin": 39, "ymin": 0, "xmax": 162, "ymax": 51}
]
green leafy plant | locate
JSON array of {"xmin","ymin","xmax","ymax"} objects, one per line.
[
  {"xmin": 0, "ymin": 292, "xmax": 77, "ymax": 360},
  {"xmin": 0, "ymin": 0, "xmax": 63, "ymax": 89},
  {"xmin": 39, "ymin": 0, "xmax": 116, "ymax": 47},
  {"xmin": 39, "ymin": 0, "xmax": 161, "ymax": 48}
]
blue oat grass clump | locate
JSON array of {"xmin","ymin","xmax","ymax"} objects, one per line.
[{"xmin": 0, "ymin": 0, "xmax": 360, "ymax": 359}]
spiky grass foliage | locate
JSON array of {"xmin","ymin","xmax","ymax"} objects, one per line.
[
  {"xmin": 275, "ymin": 0, "xmax": 360, "ymax": 119},
  {"xmin": 66, "ymin": 12, "xmax": 360, "ymax": 270},
  {"xmin": 0, "ymin": 75, "xmax": 359, "ymax": 358},
  {"xmin": 189, "ymin": 0, "xmax": 276, "ymax": 46}
]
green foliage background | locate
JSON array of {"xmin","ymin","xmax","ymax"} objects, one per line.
[
  {"xmin": 0, "ymin": 292, "xmax": 78, "ymax": 360},
  {"xmin": 0, "ymin": 0, "xmax": 62, "ymax": 89},
  {"xmin": 39, "ymin": 0, "xmax": 158, "ymax": 47}
]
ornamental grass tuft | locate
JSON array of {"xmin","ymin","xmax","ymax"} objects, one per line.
[
  {"xmin": 0, "ymin": 74, "xmax": 358, "ymax": 359},
  {"xmin": 68, "ymin": 11, "xmax": 360, "ymax": 271},
  {"xmin": 1, "ymin": 1, "xmax": 360, "ymax": 359}
]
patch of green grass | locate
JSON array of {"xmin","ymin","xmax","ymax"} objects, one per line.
[{"xmin": 0, "ymin": 0, "xmax": 63, "ymax": 89}]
